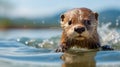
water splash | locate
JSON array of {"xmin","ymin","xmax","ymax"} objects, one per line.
[
  {"xmin": 98, "ymin": 22, "xmax": 120, "ymax": 50},
  {"xmin": 17, "ymin": 36, "xmax": 60, "ymax": 50},
  {"xmin": 16, "ymin": 23, "xmax": 120, "ymax": 50}
]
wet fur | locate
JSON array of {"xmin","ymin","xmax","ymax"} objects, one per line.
[
  {"xmin": 56, "ymin": 8, "xmax": 100, "ymax": 52},
  {"xmin": 60, "ymin": 30, "xmax": 100, "ymax": 50}
]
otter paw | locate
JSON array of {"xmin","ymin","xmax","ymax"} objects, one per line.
[
  {"xmin": 101, "ymin": 45, "xmax": 114, "ymax": 51},
  {"xmin": 55, "ymin": 45, "xmax": 68, "ymax": 52}
]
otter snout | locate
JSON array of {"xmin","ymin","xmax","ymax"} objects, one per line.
[{"xmin": 74, "ymin": 27, "xmax": 85, "ymax": 34}]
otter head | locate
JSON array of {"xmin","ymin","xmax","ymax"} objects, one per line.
[{"xmin": 60, "ymin": 8, "xmax": 99, "ymax": 40}]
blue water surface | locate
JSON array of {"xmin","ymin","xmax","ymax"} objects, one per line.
[{"xmin": 0, "ymin": 29, "xmax": 120, "ymax": 67}]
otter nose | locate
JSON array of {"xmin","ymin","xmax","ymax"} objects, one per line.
[{"xmin": 74, "ymin": 27, "xmax": 85, "ymax": 33}]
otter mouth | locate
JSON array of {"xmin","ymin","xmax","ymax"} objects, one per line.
[
  {"xmin": 77, "ymin": 35, "xmax": 83, "ymax": 37},
  {"xmin": 75, "ymin": 34, "xmax": 84, "ymax": 38}
]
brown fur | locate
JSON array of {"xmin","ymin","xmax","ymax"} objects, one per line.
[{"xmin": 56, "ymin": 8, "xmax": 100, "ymax": 52}]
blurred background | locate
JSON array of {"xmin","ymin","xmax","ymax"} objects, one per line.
[
  {"xmin": 0, "ymin": 1, "xmax": 120, "ymax": 67},
  {"xmin": 0, "ymin": 0, "xmax": 120, "ymax": 29}
]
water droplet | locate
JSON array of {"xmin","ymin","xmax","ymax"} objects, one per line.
[
  {"xmin": 17, "ymin": 38, "xmax": 20, "ymax": 42},
  {"xmin": 25, "ymin": 41, "xmax": 29, "ymax": 44}
]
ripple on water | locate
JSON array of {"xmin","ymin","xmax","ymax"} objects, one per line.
[{"xmin": 0, "ymin": 22, "xmax": 120, "ymax": 67}]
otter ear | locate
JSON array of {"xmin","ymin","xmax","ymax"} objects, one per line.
[
  {"xmin": 60, "ymin": 14, "xmax": 65, "ymax": 21},
  {"xmin": 94, "ymin": 12, "xmax": 99, "ymax": 20}
]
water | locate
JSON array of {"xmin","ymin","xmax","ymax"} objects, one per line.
[{"xmin": 0, "ymin": 23, "xmax": 120, "ymax": 67}]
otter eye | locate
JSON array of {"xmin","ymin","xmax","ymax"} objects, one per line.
[
  {"xmin": 68, "ymin": 21, "xmax": 72, "ymax": 25},
  {"xmin": 84, "ymin": 20, "xmax": 91, "ymax": 25}
]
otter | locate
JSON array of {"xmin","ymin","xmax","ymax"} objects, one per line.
[{"xmin": 56, "ymin": 8, "xmax": 113, "ymax": 52}]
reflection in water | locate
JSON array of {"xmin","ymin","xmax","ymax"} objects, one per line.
[{"xmin": 61, "ymin": 50, "xmax": 98, "ymax": 67}]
